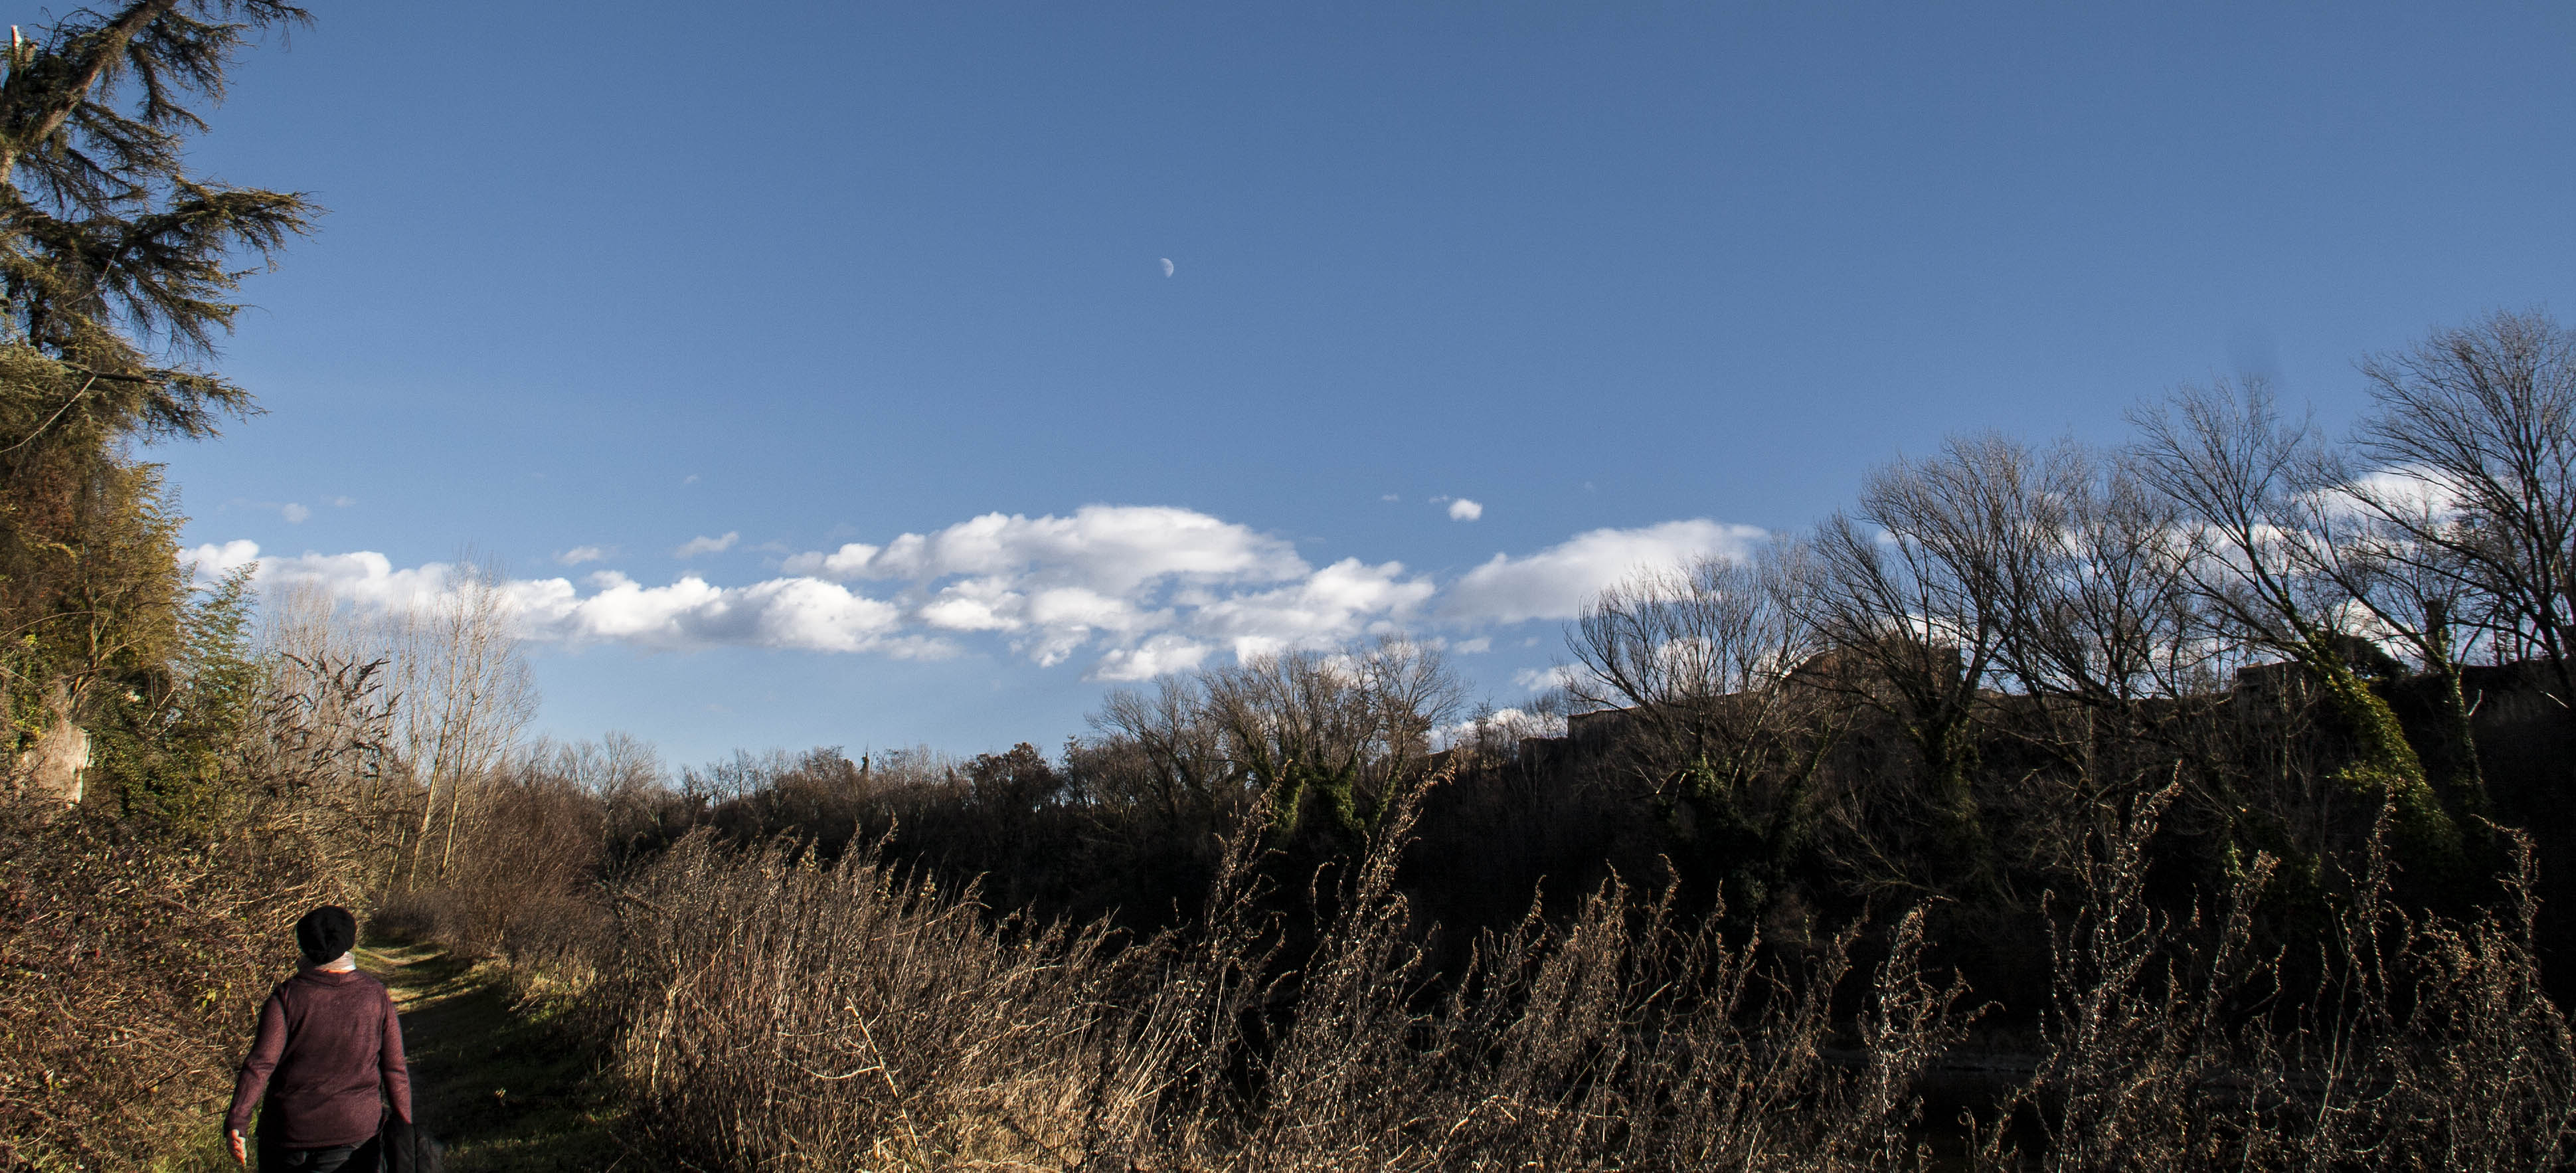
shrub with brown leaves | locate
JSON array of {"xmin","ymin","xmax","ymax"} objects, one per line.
[{"xmin": 0, "ymin": 802, "xmax": 357, "ymax": 1168}]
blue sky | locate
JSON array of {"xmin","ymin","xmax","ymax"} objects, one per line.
[{"xmin": 151, "ymin": 2, "xmax": 2576, "ymax": 766}]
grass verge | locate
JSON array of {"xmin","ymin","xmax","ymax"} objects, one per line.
[{"xmin": 365, "ymin": 942, "xmax": 630, "ymax": 1172}]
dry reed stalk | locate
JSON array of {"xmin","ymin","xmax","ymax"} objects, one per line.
[
  {"xmin": 598, "ymin": 780, "xmax": 1990, "ymax": 1172},
  {"xmin": 1987, "ymin": 784, "xmax": 2576, "ymax": 1172}
]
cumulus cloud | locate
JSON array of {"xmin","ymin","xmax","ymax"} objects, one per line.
[
  {"xmin": 2342, "ymin": 465, "xmax": 2464, "ymax": 519},
  {"xmin": 784, "ymin": 505, "xmax": 1304, "ymax": 593},
  {"xmin": 193, "ymin": 546, "xmax": 465, "ymax": 612},
  {"xmin": 281, "ymin": 503, "xmax": 312, "ymax": 523},
  {"xmin": 1513, "ymin": 664, "xmax": 1584, "ymax": 693},
  {"xmin": 511, "ymin": 571, "xmax": 919, "ymax": 654},
  {"xmin": 673, "ymin": 532, "xmax": 738, "ymax": 558},
  {"xmin": 1447, "ymin": 498, "xmax": 1484, "ymax": 521},
  {"xmin": 1191, "ymin": 557, "xmax": 1436, "ymax": 661},
  {"xmin": 774, "ymin": 505, "xmax": 1322, "ymax": 666},
  {"xmin": 183, "ymin": 539, "xmax": 262, "ymax": 585},
  {"xmin": 1093, "ymin": 634, "xmax": 1216, "ymax": 681},
  {"xmin": 196, "ymin": 542, "xmax": 932, "ymax": 658},
  {"xmin": 194, "ymin": 507, "xmax": 1769, "ymax": 680},
  {"xmin": 1441, "ymin": 519, "xmax": 1766, "ymax": 625}
]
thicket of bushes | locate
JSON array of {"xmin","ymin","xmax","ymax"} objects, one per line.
[{"xmin": 0, "ymin": 586, "xmax": 399, "ymax": 1167}]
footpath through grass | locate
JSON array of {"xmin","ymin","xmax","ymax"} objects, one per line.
[{"xmin": 362, "ymin": 942, "xmax": 630, "ymax": 1171}]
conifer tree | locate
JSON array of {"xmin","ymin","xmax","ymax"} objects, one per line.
[{"xmin": 0, "ymin": 1, "xmax": 313, "ymax": 802}]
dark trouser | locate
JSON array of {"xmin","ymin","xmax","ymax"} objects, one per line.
[{"xmin": 258, "ymin": 1132, "xmax": 381, "ymax": 1172}]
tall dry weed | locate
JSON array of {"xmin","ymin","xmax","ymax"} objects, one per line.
[
  {"xmin": 1990, "ymin": 782, "xmax": 2576, "ymax": 1171},
  {"xmin": 599, "ymin": 780, "xmax": 1984, "ymax": 1171},
  {"xmin": 603, "ymin": 833, "xmax": 1172, "ymax": 1170}
]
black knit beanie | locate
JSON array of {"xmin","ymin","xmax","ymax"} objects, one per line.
[{"xmin": 295, "ymin": 905, "xmax": 357, "ymax": 967}]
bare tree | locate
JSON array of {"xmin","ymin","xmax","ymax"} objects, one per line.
[
  {"xmin": 1801, "ymin": 433, "xmax": 2047, "ymax": 872},
  {"xmin": 2351, "ymin": 309, "xmax": 2576, "ymax": 704},
  {"xmin": 1989, "ymin": 442, "xmax": 2213, "ymax": 711},
  {"xmin": 1975, "ymin": 439, "xmax": 2245, "ymax": 865},
  {"xmin": 2127, "ymin": 378, "xmax": 2459, "ymax": 859},
  {"xmin": 1563, "ymin": 542, "xmax": 1835, "ymax": 899},
  {"xmin": 1201, "ymin": 636, "xmax": 1464, "ymax": 843},
  {"xmin": 519, "ymin": 730, "xmax": 665, "ymax": 844},
  {"xmin": 386, "ymin": 555, "xmax": 539, "ymax": 888},
  {"xmin": 1088, "ymin": 676, "xmax": 1245, "ymax": 826},
  {"xmin": 1565, "ymin": 543, "xmax": 1825, "ymax": 800}
]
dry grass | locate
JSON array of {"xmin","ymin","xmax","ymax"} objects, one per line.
[
  {"xmin": 1988, "ymin": 782, "xmax": 2576, "ymax": 1170},
  {"xmin": 580, "ymin": 774, "xmax": 2576, "ymax": 1171},
  {"xmin": 596, "ymin": 784, "xmax": 1986, "ymax": 1172}
]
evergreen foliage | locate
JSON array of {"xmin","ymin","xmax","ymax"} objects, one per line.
[{"xmin": 0, "ymin": 1, "xmax": 311, "ymax": 802}]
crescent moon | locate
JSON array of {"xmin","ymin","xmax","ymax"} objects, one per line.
[{"xmin": 1159, "ymin": 258, "xmax": 1175, "ymax": 277}]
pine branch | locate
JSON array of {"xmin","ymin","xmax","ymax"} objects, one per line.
[{"xmin": 0, "ymin": 0, "xmax": 185, "ymax": 187}]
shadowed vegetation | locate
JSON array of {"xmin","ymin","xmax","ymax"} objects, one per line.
[{"xmin": 2, "ymin": 6, "xmax": 2575, "ymax": 1160}]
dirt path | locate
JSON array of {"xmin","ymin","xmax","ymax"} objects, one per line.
[{"xmin": 357, "ymin": 944, "xmax": 629, "ymax": 1172}]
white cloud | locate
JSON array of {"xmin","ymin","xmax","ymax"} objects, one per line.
[
  {"xmin": 511, "ymin": 572, "xmax": 916, "ymax": 654},
  {"xmin": 1092, "ymin": 634, "xmax": 1215, "ymax": 681},
  {"xmin": 1513, "ymin": 664, "xmax": 1583, "ymax": 693},
  {"xmin": 1447, "ymin": 498, "xmax": 1484, "ymax": 521},
  {"xmin": 280, "ymin": 503, "xmax": 311, "ymax": 523},
  {"xmin": 206, "ymin": 547, "xmax": 466, "ymax": 612},
  {"xmin": 194, "ymin": 507, "xmax": 1770, "ymax": 679},
  {"xmin": 1441, "ymin": 519, "xmax": 1766, "ymax": 625},
  {"xmin": 2343, "ymin": 464, "xmax": 2464, "ymax": 519},
  {"xmin": 673, "ymin": 532, "xmax": 738, "ymax": 559},
  {"xmin": 784, "ymin": 505, "xmax": 1305, "ymax": 594},
  {"xmin": 1190, "ymin": 557, "xmax": 1436, "ymax": 660},
  {"xmin": 779, "ymin": 505, "xmax": 1316, "ymax": 666},
  {"xmin": 782, "ymin": 542, "xmax": 882, "ymax": 579},
  {"xmin": 198, "ymin": 542, "xmax": 927, "ymax": 657},
  {"xmin": 183, "ymin": 539, "xmax": 262, "ymax": 586}
]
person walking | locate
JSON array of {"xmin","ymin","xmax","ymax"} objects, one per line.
[{"xmin": 223, "ymin": 906, "xmax": 414, "ymax": 1170}]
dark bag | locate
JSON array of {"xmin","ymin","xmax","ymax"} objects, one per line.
[{"xmin": 378, "ymin": 1119, "xmax": 445, "ymax": 1173}]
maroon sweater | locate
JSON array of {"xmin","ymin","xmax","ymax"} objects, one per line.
[{"xmin": 224, "ymin": 968, "xmax": 413, "ymax": 1148}]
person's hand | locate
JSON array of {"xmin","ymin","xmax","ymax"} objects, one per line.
[{"xmin": 226, "ymin": 1129, "xmax": 247, "ymax": 1166}]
